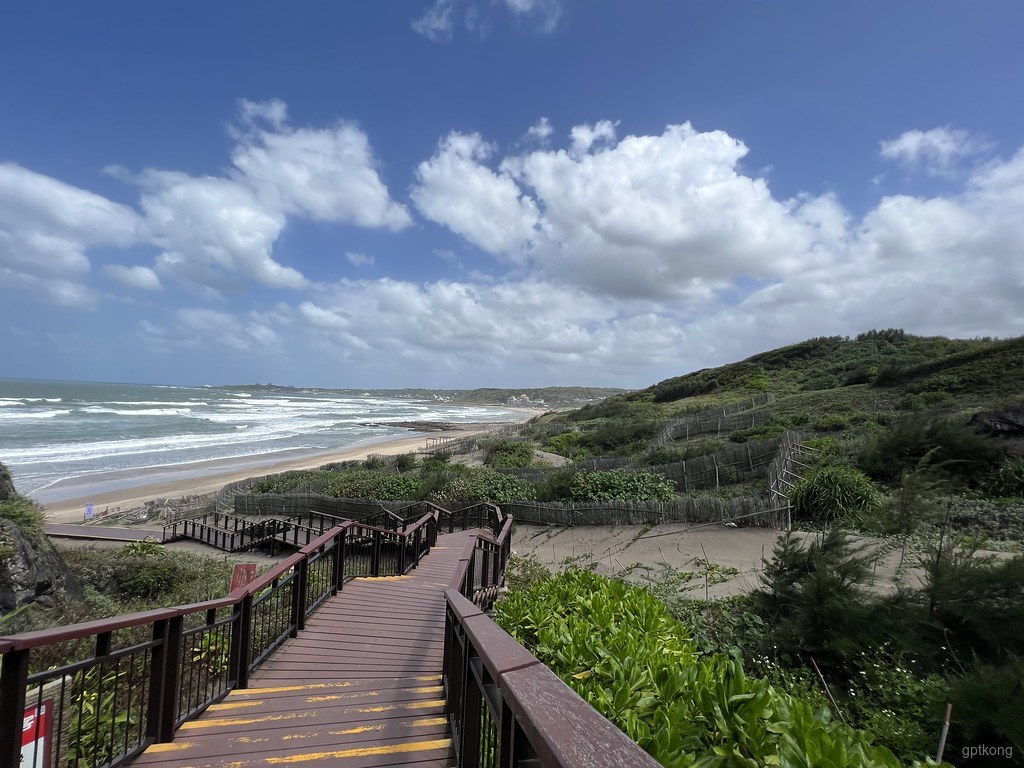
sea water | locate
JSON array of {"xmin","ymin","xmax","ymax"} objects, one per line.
[{"xmin": 0, "ymin": 379, "xmax": 519, "ymax": 504}]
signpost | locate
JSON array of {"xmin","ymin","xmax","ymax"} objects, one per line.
[
  {"xmin": 230, "ymin": 563, "xmax": 258, "ymax": 591},
  {"xmin": 22, "ymin": 699, "xmax": 52, "ymax": 768}
]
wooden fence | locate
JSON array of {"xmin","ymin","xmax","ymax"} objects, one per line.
[
  {"xmin": 766, "ymin": 431, "xmax": 818, "ymax": 528},
  {"xmin": 501, "ymin": 495, "xmax": 788, "ymax": 529},
  {"xmin": 500, "ymin": 437, "xmax": 781, "ymax": 492}
]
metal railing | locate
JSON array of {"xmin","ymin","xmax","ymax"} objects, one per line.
[
  {"xmin": 1, "ymin": 512, "xmax": 440, "ymax": 768},
  {"xmin": 443, "ymin": 509, "xmax": 661, "ymax": 768}
]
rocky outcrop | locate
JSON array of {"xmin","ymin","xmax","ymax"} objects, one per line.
[
  {"xmin": 0, "ymin": 464, "xmax": 84, "ymax": 615},
  {"xmin": 0, "ymin": 463, "xmax": 15, "ymax": 501},
  {"xmin": 970, "ymin": 404, "xmax": 1024, "ymax": 436},
  {"xmin": 0, "ymin": 519, "xmax": 83, "ymax": 613}
]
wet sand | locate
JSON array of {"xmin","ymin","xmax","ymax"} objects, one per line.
[{"xmin": 40, "ymin": 427, "xmax": 502, "ymax": 524}]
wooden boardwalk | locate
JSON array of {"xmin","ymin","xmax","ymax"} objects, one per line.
[{"xmin": 130, "ymin": 532, "xmax": 476, "ymax": 768}]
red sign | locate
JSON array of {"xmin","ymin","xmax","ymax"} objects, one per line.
[
  {"xmin": 22, "ymin": 699, "xmax": 52, "ymax": 768},
  {"xmin": 230, "ymin": 563, "xmax": 258, "ymax": 591}
]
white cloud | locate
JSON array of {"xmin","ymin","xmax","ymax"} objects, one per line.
[
  {"xmin": 418, "ymin": 121, "xmax": 817, "ymax": 299},
  {"xmin": 346, "ymin": 252, "xmax": 374, "ymax": 267},
  {"xmin": 568, "ymin": 120, "xmax": 617, "ymax": 157},
  {"xmin": 137, "ymin": 170, "xmax": 304, "ymax": 292},
  {"xmin": 0, "ymin": 163, "xmax": 143, "ymax": 307},
  {"xmin": 231, "ymin": 105, "xmax": 411, "ymax": 230},
  {"xmin": 125, "ymin": 100, "xmax": 407, "ymax": 294},
  {"xmin": 177, "ymin": 308, "xmax": 281, "ymax": 352},
  {"xmin": 879, "ymin": 126, "xmax": 989, "ymax": 176},
  {"xmin": 411, "ymin": 132, "xmax": 540, "ymax": 255},
  {"xmin": 525, "ymin": 117, "xmax": 554, "ymax": 145},
  {"xmin": 103, "ymin": 264, "xmax": 162, "ymax": 291},
  {"xmin": 414, "ymin": 0, "xmax": 561, "ymax": 43},
  {"xmin": 503, "ymin": 0, "xmax": 562, "ymax": 33},
  {"xmin": 412, "ymin": 0, "xmax": 454, "ymax": 42}
]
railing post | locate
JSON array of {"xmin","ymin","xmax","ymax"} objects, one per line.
[
  {"xmin": 371, "ymin": 530, "xmax": 381, "ymax": 576},
  {"xmin": 292, "ymin": 557, "xmax": 308, "ymax": 636},
  {"xmin": 413, "ymin": 527, "xmax": 422, "ymax": 567},
  {"xmin": 398, "ymin": 531, "xmax": 407, "ymax": 574},
  {"xmin": 148, "ymin": 615, "xmax": 182, "ymax": 742},
  {"xmin": 332, "ymin": 529, "xmax": 345, "ymax": 594},
  {"xmin": 230, "ymin": 593, "xmax": 253, "ymax": 689},
  {"xmin": 0, "ymin": 648, "xmax": 29, "ymax": 768}
]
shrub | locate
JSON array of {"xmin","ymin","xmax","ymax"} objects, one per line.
[
  {"xmin": 812, "ymin": 413, "xmax": 851, "ymax": 432},
  {"xmin": 393, "ymin": 452, "xmax": 419, "ymax": 471},
  {"xmin": 483, "ymin": 440, "xmax": 536, "ymax": 468},
  {"xmin": 569, "ymin": 469, "xmax": 676, "ymax": 501},
  {"xmin": 987, "ymin": 457, "xmax": 1024, "ymax": 497},
  {"xmin": 424, "ymin": 466, "xmax": 535, "ymax": 505},
  {"xmin": 495, "ymin": 569, "xmax": 904, "ymax": 767},
  {"xmin": 859, "ymin": 416, "xmax": 1003, "ymax": 486},
  {"xmin": 790, "ymin": 465, "xmax": 878, "ymax": 524},
  {"xmin": 0, "ymin": 495, "xmax": 45, "ymax": 539}
]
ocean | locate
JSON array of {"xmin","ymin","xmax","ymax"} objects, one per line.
[{"xmin": 0, "ymin": 379, "xmax": 521, "ymax": 505}]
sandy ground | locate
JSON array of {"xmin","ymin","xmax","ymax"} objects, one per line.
[
  {"xmin": 509, "ymin": 523, "xmax": 944, "ymax": 598},
  {"xmin": 40, "ymin": 424, "xmax": 527, "ymax": 524}
]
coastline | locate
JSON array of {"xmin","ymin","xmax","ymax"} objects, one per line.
[{"xmin": 39, "ymin": 413, "xmax": 542, "ymax": 524}]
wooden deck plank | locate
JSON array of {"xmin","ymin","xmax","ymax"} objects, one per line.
[{"xmin": 130, "ymin": 531, "xmax": 478, "ymax": 768}]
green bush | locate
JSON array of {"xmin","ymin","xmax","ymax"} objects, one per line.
[
  {"xmin": 790, "ymin": 465, "xmax": 879, "ymax": 524},
  {"xmin": 0, "ymin": 495, "xmax": 45, "ymax": 539},
  {"xmin": 987, "ymin": 457, "xmax": 1024, "ymax": 497},
  {"xmin": 569, "ymin": 469, "xmax": 676, "ymax": 501},
  {"xmin": 859, "ymin": 416, "xmax": 1003, "ymax": 486},
  {"xmin": 483, "ymin": 440, "xmax": 536, "ymax": 468},
  {"xmin": 423, "ymin": 466, "xmax": 535, "ymax": 505},
  {"xmin": 495, "ymin": 570, "xmax": 905, "ymax": 767}
]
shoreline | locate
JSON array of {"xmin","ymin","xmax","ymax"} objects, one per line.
[{"xmin": 39, "ymin": 414, "xmax": 540, "ymax": 524}]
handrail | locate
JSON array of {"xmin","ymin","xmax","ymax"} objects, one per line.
[
  {"xmin": 443, "ymin": 509, "xmax": 660, "ymax": 767},
  {"xmin": 0, "ymin": 514, "xmax": 440, "ymax": 768}
]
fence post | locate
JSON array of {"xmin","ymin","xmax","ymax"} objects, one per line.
[{"xmin": 0, "ymin": 648, "xmax": 29, "ymax": 768}]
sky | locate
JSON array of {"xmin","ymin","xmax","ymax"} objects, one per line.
[{"xmin": 1, "ymin": 2, "xmax": 1022, "ymax": 390}]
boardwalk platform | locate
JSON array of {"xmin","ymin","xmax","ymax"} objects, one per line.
[
  {"xmin": 129, "ymin": 531, "xmax": 476, "ymax": 768},
  {"xmin": 43, "ymin": 523, "xmax": 166, "ymax": 542}
]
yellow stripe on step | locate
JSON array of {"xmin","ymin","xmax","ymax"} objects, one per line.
[
  {"xmin": 265, "ymin": 738, "xmax": 453, "ymax": 764},
  {"xmin": 144, "ymin": 741, "xmax": 195, "ymax": 753}
]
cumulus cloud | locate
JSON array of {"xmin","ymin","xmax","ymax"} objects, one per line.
[
  {"xmin": 568, "ymin": 120, "xmax": 617, "ymax": 157},
  {"xmin": 411, "ymin": 132, "xmax": 540, "ymax": 256},
  {"xmin": 414, "ymin": 121, "xmax": 820, "ymax": 299},
  {"xmin": 231, "ymin": 101, "xmax": 411, "ymax": 230},
  {"xmin": 0, "ymin": 163, "xmax": 143, "ymax": 307},
  {"xmin": 880, "ymin": 126, "xmax": 989, "ymax": 176},
  {"xmin": 124, "ymin": 100, "xmax": 407, "ymax": 294},
  {"xmin": 103, "ymin": 264, "xmax": 162, "ymax": 291}
]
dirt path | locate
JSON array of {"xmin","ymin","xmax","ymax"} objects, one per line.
[{"xmin": 510, "ymin": 523, "xmax": 945, "ymax": 599}]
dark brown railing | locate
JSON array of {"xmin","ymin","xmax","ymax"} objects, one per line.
[
  {"xmin": 443, "ymin": 509, "xmax": 660, "ymax": 768},
  {"xmin": 1, "ymin": 512, "xmax": 440, "ymax": 768}
]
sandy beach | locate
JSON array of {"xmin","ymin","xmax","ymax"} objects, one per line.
[{"xmin": 40, "ymin": 421, "xmax": 531, "ymax": 524}]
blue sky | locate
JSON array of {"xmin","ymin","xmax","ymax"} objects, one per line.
[{"xmin": 2, "ymin": 1, "xmax": 1022, "ymax": 389}]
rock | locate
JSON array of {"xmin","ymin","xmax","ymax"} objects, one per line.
[
  {"xmin": 1, "ymin": 464, "xmax": 84, "ymax": 614},
  {"xmin": 0, "ymin": 463, "xmax": 15, "ymax": 501},
  {"xmin": 970, "ymin": 404, "xmax": 1024, "ymax": 436},
  {"xmin": 0, "ymin": 519, "xmax": 84, "ymax": 614}
]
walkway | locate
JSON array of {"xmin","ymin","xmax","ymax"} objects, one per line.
[
  {"xmin": 43, "ymin": 523, "xmax": 165, "ymax": 542},
  {"xmin": 129, "ymin": 531, "xmax": 474, "ymax": 768}
]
